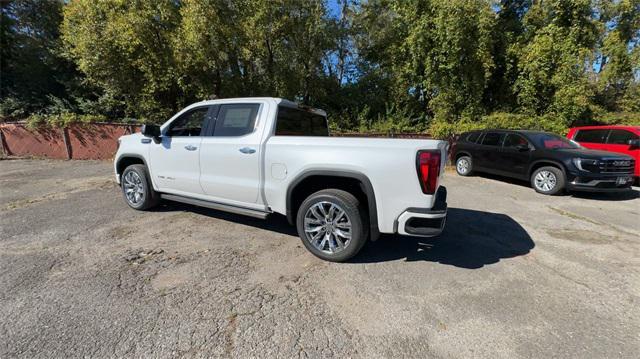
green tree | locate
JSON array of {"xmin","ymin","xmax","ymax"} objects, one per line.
[
  {"xmin": 354, "ymin": 0, "xmax": 497, "ymax": 125},
  {"xmin": 2, "ymin": 0, "xmax": 639, "ymax": 132},
  {"xmin": 595, "ymin": 0, "xmax": 640, "ymax": 112},
  {"xmin": 62, "ymin": 0, "xmax": 182, "ymax": 120},
  {"xmin": 514, "ymin": 0, "xmax": 600, "ymax": 123},
  {"xmin": 1, "ymin": 0, "xmax": 78, "ymax": 117}
]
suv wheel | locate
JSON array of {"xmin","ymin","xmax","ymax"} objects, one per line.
[
  {"xmin": 121, "ymin": 164, "xmax": 159, "ymax": 210},
  {"xmin": 296, "ymin": 189, "xmax": 368, "ymax": 262},
  {"xmin": 531, "ymin": 166, "xmax": 565, "ymax": 195},
  {"xmin": 455, "ymin": 155, "xmax": 473, "ymax": 176}
]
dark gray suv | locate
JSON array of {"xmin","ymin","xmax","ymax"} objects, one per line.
[{"xmin": 451, "ymin": 130, "xmax": 635, "ymax": 195}]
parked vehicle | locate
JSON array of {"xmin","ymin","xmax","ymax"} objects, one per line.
[
  {"xmin": 451, "ymin": 130, "xmax": 635, "ymax": 195},
  {"xmin": 567, "ymin": 125, "xmax": 640, "ymax": 179},
  {"xmin": 114, "ymin": 98, "xmax": 448, "ymax": 262}
]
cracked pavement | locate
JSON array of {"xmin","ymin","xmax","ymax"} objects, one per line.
[{"xmin": 1, "ymin": 159, "xmax": 639, "ymax": 358}]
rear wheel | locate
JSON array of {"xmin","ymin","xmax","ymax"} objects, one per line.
[
  {"xmin": 531, "ymin": 166, "xmax": 565, "ymax": 195},
  {"xmin": 121, "ymin": 164, "xmax": 159, "ymax": 210},
  {"xmin": 296, "ymin": 189, "xmax": 368, "ymax": 262},
  {"xmin": 455, "ymin": 155, "xmax": 473, "ymax": 176}
]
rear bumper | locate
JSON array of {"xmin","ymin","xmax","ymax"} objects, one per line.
[{"xmin": 396, "ymin": 186, "xmax": 447, "ymax": 237}]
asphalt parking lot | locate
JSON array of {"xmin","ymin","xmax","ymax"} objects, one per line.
[{"xmin": 1, "ymin": 159, "xmax": 639, "ymax": 358}]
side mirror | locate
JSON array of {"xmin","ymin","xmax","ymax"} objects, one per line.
[
  {"xmin": 515, "ymin": 144, "xmax": 530, "ymax": 152},
  {"xmin": 629, "ymin": 139, "xmax": 640, "ymax": 149},
  {"xmin": 141, "ymin": 124, "xmax": 161, "ymax": 142}
]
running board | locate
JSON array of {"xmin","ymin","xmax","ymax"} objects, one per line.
[{"xmin": 160, "ymin": 194, "xmax": 269, "ymax": 219}]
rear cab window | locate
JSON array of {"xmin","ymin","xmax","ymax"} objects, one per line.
[{"xmin": 275, "ymin": 105, "xmax": 328, "ymax": 136}]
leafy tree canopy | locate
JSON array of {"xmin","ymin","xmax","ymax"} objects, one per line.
[{"xmin": 1, "ymin": 0, "xmax": 639, "ymax": 135}]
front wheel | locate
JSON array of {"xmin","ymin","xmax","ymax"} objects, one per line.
[
  {"xmin": 296, "ymin": 189, "xmax": 368, "ymax": 262},
  {"xmin": 121, "ymin": 164, "xmax": 159, "ymax": 210},
  {"xmin": 531, "ymin": 166, "xmax": 565, "ymax": 195}
]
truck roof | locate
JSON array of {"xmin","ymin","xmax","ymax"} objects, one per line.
[{"xmin": 188, "ymin": 97, "xmax": 327, "ymax": 116}]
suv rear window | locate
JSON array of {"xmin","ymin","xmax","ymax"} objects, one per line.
[
  {"xmin": 275, "ymin": 106, "xmax": 328, "ymax": 136},
  {"xmin": 607, "ymin": 129, "xmax": 638, "ymax": 145},
  {"xmin": 574, "ymin": 129, "xmax": 609, "ymax": 143},
  {"xmin": 465, "ymin": 132, "xmax": 481, "ymax": 143}
]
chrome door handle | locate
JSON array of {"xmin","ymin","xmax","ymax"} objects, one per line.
[
  {"xmin": 184, "ymin": 145, "xmax": 198, "ymax": 151},
  {"xmin": 239, "ymin": 147, "xmax": 256, "ymax": 154}
]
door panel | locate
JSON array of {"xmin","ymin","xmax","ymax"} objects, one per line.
[
  {"xmin": 199, "ymin": 103, "xmax": 263, "ymax": 205},
  {"xmin": 606, "ymin": 130, "xmax": 640, "ymax": 176},
  {"xmin": 498, "ymin": 133, "xmax": 531, "ymax": 178},
  {"xmin": 148, "ymin": 106, "xmax": 212, "ymax": 194},
  {"xmin": 476, "ymin": 132, "xmax": 504, "ymax": 172},
  {"xmin": 149, "ymin": 137, "xmax": 203, "ymax": 193}
]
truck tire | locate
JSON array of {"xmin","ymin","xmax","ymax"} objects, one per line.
[
  {"xmin": 296, "ymin": 189, "xmax": 368, "ymax": 262},
  {"xmin": 455, "ymin": 155, "xmax": 473, "ymax": 176},
  {"xmin": 121, "ymin": 164, "xmax": 160, "ymax": 210},
  {"xmin": 531, "ymin": 166, "xmax": 565, "ymax": 195}
]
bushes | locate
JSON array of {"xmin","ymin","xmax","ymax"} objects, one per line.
[
  {"xmin": 593, "ymin": 112, "xmax": 640, "ymax": 126},
  {"xmin": 24, "ymin": 113, "xmax": 108, "ymax": 130},
  {"xmin": 429, "ymin": 113, "xmax": 570, "ymax": 139},
  {"xmin": 428, "ymin": 111, "xmax": 640, "ymax": 139}
]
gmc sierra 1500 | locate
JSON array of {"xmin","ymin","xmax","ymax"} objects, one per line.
[{"xmin": 114, "ymin": 98, "xmax": 448, "ymax": 261}]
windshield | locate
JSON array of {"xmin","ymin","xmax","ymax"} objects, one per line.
[{"xmin": 528, "ymin": 133, "xmax": 581, "ymax": 150}]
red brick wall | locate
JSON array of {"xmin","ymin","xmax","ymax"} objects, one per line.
[
  {"xmin": 0, "ymin": 123, "xmax": 68, "ymax": 159},
  {"xmin": 66, "ymin": 124, "xmax": 139, "ymax": 159},
  {"xmin": 0, "ymin": 123, "xmax": 139, "ymax": 160}
]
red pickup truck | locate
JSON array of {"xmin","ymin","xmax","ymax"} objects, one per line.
[{"xmin": 567, "ymin": 125, "xmax": 640, "ymax": 179}]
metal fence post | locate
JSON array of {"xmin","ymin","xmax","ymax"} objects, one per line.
[
  {"xmin": 62, "ymin": 127, "xmax": 72, "ymax": 159},
  {"xmin": 0, "ymin": 127, "xmax": 7, "ymax": 158}
]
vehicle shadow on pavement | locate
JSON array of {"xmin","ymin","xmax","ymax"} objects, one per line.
[
  {"xmin": 150, "ymin": 202, "xmax": 299, "ymax": 236},
  {"xmin": 352, "ymin": 208, "xmax": 534, "ymax": 269}
]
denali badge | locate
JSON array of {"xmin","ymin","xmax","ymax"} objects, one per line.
[{"xmin": 613, "ymin": 160, "xmax": 630, "ymax": 166}]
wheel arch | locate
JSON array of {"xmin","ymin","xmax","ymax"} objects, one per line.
[
  {"xmin": 115, "ymin": 154, "xmax": 148, "ymax": 179},
  {"xmin": 528, "ymin": 160, "xmax": 567, "ymax": 178},
  {"xmin": 454, "ymin": 151, "xmax": 472, "ymax": 162},
  {"xmin": 286, "ymin": 170, "xmax": 380, "ymax": 241}
]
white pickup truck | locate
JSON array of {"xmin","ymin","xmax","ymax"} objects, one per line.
[{"xmin": 114, "ymin": 97, "xmax": 448, "ymax": 261}]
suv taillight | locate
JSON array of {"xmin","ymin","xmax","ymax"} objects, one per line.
[{"xmin": 416, "ymin": 150, "xmax": 441, "ymax": 194}]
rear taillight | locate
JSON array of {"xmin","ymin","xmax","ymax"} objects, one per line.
[{"xmin": 416, "ymin": 150, "xmax": 441, "ymax": 194}]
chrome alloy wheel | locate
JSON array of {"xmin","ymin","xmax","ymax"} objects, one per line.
[
  {"xmin": 123, "ymin": 171, "xmax": 145, "ymax": 205},
  {"xmin": 457, "ymin": 158, "xmax": 470, "ymax": 174},
  {"xmin": 534, "ymin": 170, "xmax": 557, "ymax": 192},
  {"xmin": 303, "ymin": 201, "xmax": 352, "ymax": 254}
]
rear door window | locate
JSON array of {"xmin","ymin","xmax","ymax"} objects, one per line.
[
  {"xmin": 481, "ymin": 132, "xmax": 504, "ymax": 146},
  {"xmin": 213, "ymin": 104, "xmax": 260, "ymax": 137},
  {"xmin": 574, "ymin": 129, "xmax": 609, "ymax": 143},
  {"xmin": 607, "ymin": 130, "xmax": 638, "ymax": 145}
]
